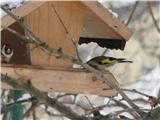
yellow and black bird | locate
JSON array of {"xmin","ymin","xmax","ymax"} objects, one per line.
[{"xmin": 87, "ymin": 56, "xmax": 133, "ymax": 69}]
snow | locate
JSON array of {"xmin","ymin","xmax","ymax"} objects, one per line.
[
  {"xmin": 99, "ymin": 0, "xmax": 136, "ymax": 8},
  {"xmin": 98, "ymin": 0, "xmax": 119, "ymax": 18},
  {"xmin": 0, "ymin": 0, "xmax": 23, "ymax": 8},
  {"xmin": 98, "ymin": 0, "xmax": 137, "ymax": 19},
  {"xmin": 0, "ymin": 0, "xmax": 24, "ymax": 18},
  {"xmin": 17, "ymin": 93, "xmax": 31, "ymax": 101}
]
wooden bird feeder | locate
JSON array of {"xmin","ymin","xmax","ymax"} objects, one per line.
[{"xmin": 1, "ymin": 1, "xmax": 132, "ymax": 96}]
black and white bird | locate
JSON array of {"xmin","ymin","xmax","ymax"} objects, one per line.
[{"xmin": 1, "ymin": 44, "xmax": 13, "ymax": 63}]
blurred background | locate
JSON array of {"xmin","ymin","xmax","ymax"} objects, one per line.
[{"xmin": 101, "ymin": 0, "xmax": 160, "ymax": 95}]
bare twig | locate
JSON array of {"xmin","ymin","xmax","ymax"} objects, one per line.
[
  {"xmin": 1, "ymin": 89, "xmax": 7, "ymax": 102},
  {"xmin": 122, "ymin": 88, "xmax": 160, "ymax": 108},
  {"xmin": 110, "ymin": 97, "xmax": 129, "ymax": 109},
  {"xmin": 147, "ymin": 2, "xmax": 160, "ymax": 33},
  {"xmin": 32, "ymin": 109, "xmax": 37, "ymax": 120},
  {"xmin": 101, "ymin": 48, "xmax": 108, "ymax": 56},
  {"xmin": 115, "ymin": 108, "xmax": 150, "ymax": 115},
  {"xmin": 85, "ymin": 96, "xmax": 94, "ymax": 109},
  {"xmin": 44, "ymin": 105, "xmax": 63, "ymax": 117},
  {"xmin": 70, "ymin": 38, "xmax": 82, "ymax": 62},
  {"xmin": 126, "ymin": 1, "xmax": 139, "ymax": 26},
  {"xmin": 24, "ymin": 100, "xmax": 39, "ymax": 118},
  {"xmin": 122, "ymin": 88, "xmax": 152, "ymax": 98}
]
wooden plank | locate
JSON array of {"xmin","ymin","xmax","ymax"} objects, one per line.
[
  {"xmin": 48, "ymin": 1, "xmax": 73, "ymax": 67},
  {"xmin": 1, "ymin": 1, "xmax": 46, "ymax": 30},
  {"xmin": 1, "ymin": 64, "xmax": 118, "ymax": 96},
  {"xmin": 24, "ymin": 1, "xmax": 85, "ymax": 67},
  {"xmin": 80, "ymin": 11, "xmax": 122, "ymax": 39},
  {"xmin": 81, "ymin": 1, "xmax": 132, "ymax": 41},
  {"xmin": 28, "ymin": 2, "xmax": 49, "ymax": 66}
]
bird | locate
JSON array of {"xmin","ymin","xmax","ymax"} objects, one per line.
[
  {"xmin": 87, "ymin": 56, "xmax": 133, "ymax": 69},
  {"xmin": 1, "ymin": 44, "xmax": 13, "ymax": 63}
]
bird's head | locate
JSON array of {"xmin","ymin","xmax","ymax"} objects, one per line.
[
  {"xmin": 1, "ymin": 44, "xmax": 13, "ymax": 63},
  {"xmin": 2, "ymin": 44, "xmax": 13, "ymax": 55}
]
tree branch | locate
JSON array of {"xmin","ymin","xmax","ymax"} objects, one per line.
[
  {"xmin": 126, "ymin": 1, "xmax": 139, "ymax": 26},
  {"xmin": 1, "ymin": 6, "xmax": 143, "ymax": 118},
  {"xmin": 147, "ymin": 2, "xmax": 160, "ymax": 33}
]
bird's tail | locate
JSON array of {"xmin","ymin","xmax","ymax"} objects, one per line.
[
  {"xmin": 117, "ymin": 58, "xmax": 126, "ymax": 61},
  {"xmin": 116, "ymin": 58, "xmax": 133, "ymax": 63},
  {"xmin": 118, "ymin": 60, "xmax": 133, "ymax": 63}
]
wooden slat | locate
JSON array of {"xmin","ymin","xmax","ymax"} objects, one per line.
[
  {"xmin": 81, "ymin": 1, "xmax": 132, "ymax": 41},
  {"xmin": 1, "ymin": 1, "xmax": 46, "ymax": 30},
  {"xmin": 1, "ymin": 64, "xmax": 118, "ymax": 96},
  {"xmin": 24, "ymin": 1, "xmax": 85, "ymax": 67},
  {"xmin": 80, "ymin": 12, "xmax": 122, "ymax": 39}
]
